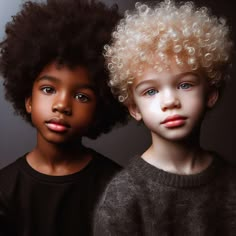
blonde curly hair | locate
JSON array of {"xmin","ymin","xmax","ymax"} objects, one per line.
[{"xmin": 104, "ymin": 0, "xmax": 234, "ymax": 103}]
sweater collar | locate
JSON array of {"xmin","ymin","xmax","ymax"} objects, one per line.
[{"xmin": 127, "ymin": 155, "xmax": 222, "ymax": 188}]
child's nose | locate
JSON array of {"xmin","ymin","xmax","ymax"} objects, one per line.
[
  {"xmin": 160, "ymin": 91, "xmax": 181, "ymax": 111},
  {"xmin": 52, "ymin": 94, "xmax": 72, "ymax": 115}
]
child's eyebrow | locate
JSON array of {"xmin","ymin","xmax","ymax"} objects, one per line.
[
  {"xmin": 135, "ymin": 72, "xmax": 199, "ymax": 89},
  {"xmin": 36, "ymin": 75, "xmax": 59, "ymax": 83},
  {"xmin": 135, "ymin": 79, "xmax": 157, "ymax": 90},
  {"xmin": 175, "ymin": 72, "xmax": 201, "ymax": 82},
  {"xmin": 176, "ymin": 72, "xmax": 200, "ymax": 79},
  {"xmin": 36, "ymin": 75, "xmax": 95, "ymax": 90}
]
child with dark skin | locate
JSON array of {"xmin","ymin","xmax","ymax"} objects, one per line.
[
  {"xmin": 0, "ymin": 0, "xmax": 127, "ymax": 235},
  {"xmin": 94, "ymin": 0, "xmax": 236, "ymax": 235}
]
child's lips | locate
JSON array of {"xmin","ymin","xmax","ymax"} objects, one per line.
[
  {"xmin": 45, "ymin": 118, "xmax": 70, "ymax": 132},
  {"xmin": 161, "ymin": 115, "xmax": 187, "ymax": 128}
]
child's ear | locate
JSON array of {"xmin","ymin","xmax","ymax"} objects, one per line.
[
  {"xmin": 25, "ymin": 97, "xmax": 32, "ymax": 113},
  {"xmin": 127, "ymin": 102, "xmax": 142, "ymax": 121},
  {"xmin": 207, "ymin": 87, "xmax": 219, "ymax": 108}
]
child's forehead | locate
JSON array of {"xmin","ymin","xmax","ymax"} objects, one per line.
[
  {"xmin": 133, "ymin": 62, "xmax": 197, "ymax": 82},
  {"xmin": 35, "ymin": 61, "xmax": 94, "ymax": 86}
]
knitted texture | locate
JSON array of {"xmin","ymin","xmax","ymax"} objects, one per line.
[{"xmin": 94, "ymin": 155, "xmax": 236, "ymax": 235}]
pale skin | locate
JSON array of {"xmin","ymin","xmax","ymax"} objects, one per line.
[
  {"xmin": 25, "ymin": 62, "xmax": 97, "ymax": 176},
  {"xmin": 128, "ymin": 63, "xmax": 219, "ymax": 175}
]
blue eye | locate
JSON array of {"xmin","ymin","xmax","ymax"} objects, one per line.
[
  {"xmin": 178, "ymin": 83, "xmax": 193, "ymax": 90},
  {"xmin": 75, "ymin": 93, "xmax": 89, "ymax": 102},
  {"xmin": 41, "ymin": 86, "xmax": 55, "ymax": 94},
  {"xmin": 145, "ymin": 89, "xmax": 158, "ymax": 96}
]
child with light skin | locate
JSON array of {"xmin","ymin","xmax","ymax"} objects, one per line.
[
  {"xmin": 94, "ymin": 0, "xmax": 236, "ymax": 235},
  {"xmin": 0, "ymin": 0, "xmax": 127, "ymax": 235}
]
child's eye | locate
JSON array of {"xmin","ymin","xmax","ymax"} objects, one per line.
[
  {"xmin": 145, "ymin": 89, "xmax": 158, "ymax": 96},
  {"xmin": 178, "ymin": 83, "xmax": 193, "ymax": 90},
  {"xmin": 75, "ymin": 93, "xmax": 89, "ymax": 102},
  {"xmin": 41, "ymin": 86, "xmax": 55, "ymax": 94}
]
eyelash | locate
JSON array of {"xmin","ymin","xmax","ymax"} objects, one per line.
[
  {"xmin": 178, "ymin": 82, "xmax": 193, "ymax": 90},
  {"xmin": 75, "ymin": 93, "xmax": 90, "ymax": 102},
  {"xmin": 41, "ymin": 86, "xmax": 90, "ymax": 102},
  {"xmin": 41, "ymin": 86, "xmax": 55, "ymax": 94},
  {"xmin": 143, "ymin": 82, "xmax": 194, "ymax": 96},
  {"xmin": 144, "ymin": 88, "xmax": 158, "ymax": 96}
]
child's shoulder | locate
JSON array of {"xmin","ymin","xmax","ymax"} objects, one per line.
[
  {"xmin": 0, "ymin": 155, "xmax": 25, "ymax": 177},
  {"xmin": 84, "ymin": 148, "xmax": 123, "ymax": 184},
  {"xmin": 100, "ymin": 156, "xmax": 143, "ymax": 195},
  {"xmin": 213, "ymin": 153, "xmax": 236, "ymax": 183},
  {"xmin": 89, "ymin": 148, "xmax": 122, "ymax": 171},
  {"xmin": 220, "ymin": 158, "xmax": 236, "ymax": 175},
  {"xmin": 0, "ymin": 154, "xmax": 26, "ymax": 194}
]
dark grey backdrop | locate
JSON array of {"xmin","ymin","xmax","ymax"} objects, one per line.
[{"xmin": 0, "ymin": 0, "xmax": 235, "ymax": 168}]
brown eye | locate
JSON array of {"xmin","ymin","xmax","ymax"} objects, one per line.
[
  {"xmin": 41, "ymin": 86, "xmax": 55, "ymax": 94},
  {"xmin": 75, "ymin": 93, "xmax": 89, "ymax": 102}
]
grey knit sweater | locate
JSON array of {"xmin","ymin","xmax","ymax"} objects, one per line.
[{"xmin": 94, "ymin": 155, "xmax": 236, "ymax": 236}]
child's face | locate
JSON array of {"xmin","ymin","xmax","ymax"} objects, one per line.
[
  {"xmin": 25, "ymin": 62, "xmax": 97, "ymax": 145},
  {"xmin": 128, "ymin": 63, "xmax": 218, "ymax": 141}
]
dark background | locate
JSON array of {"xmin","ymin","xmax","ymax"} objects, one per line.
[{"xmin": 0, "ymin": 0, "xmax": 235, "ymax": 168}]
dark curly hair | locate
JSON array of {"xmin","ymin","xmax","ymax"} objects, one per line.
[{"xmin": 0, "ymin": 0, "xmax": 128, "ymax": 139}]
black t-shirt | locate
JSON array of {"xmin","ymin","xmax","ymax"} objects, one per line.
[{"xmin": 0, "ymin": 149, "xmax": 121, "ymax": 236}]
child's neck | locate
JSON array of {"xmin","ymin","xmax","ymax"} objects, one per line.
[
  {"xmin": 26, "ymin": 139, "xmax": 92, "ymax": 176},
  {"xmin": 142, "ymin": 133, "xmax": 213, "ymax": 175}
]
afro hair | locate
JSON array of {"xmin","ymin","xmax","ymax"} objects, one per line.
[{"xmin": 0, "ymin": 0, "xmax": 128, "ymax": 139}]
